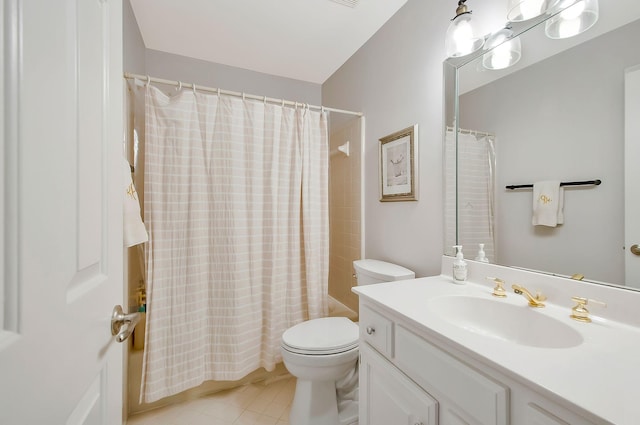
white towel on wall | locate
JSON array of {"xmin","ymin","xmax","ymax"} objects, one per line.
[
  {"xmin": 532, "ymin": 180, "xmax": 564, "ymax": 227},
  {"xmin": 124, "ymin": 159, "xmax": 148, "ymax": 247}
]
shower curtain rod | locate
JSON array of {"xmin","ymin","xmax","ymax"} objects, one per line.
[
  {"xmin": 446, "ymin": 125, "xmax": 494, "ymax": 138},
  {"xmin": 124, "ymin": 72, "xmax": 363, "ymax": 117}
]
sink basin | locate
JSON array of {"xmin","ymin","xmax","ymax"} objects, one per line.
[{"xmin": 427, "ymin": 295, "xmax": 583, "ymax": 349}]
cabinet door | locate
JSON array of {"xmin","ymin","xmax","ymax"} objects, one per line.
[
  {"xmin": 395, "ymin": 325, "xmax": 508, "ymax": 425},
  {"xmin": 360, "ymin": 344, "xmax": 437, "ymax": 425}
]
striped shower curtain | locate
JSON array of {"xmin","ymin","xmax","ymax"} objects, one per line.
[
  {"xmin": 444, "ymin": 129, "xmax": 496, "ymax": 261},
  {"xmin": 140, "ymin": 85, "xmax": 329, "ymax": 403}
]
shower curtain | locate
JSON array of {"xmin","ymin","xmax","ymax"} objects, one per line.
[
  {"xmin": 444, "ymin": 129, "xmax": 496, "ymax": 262},
  {"xmin": 139, "ymin": 84, "xmax": 329, "ymax": 403}
]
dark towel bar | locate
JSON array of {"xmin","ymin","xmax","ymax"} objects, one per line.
[{"xmin": 505, "ymin": 179, "xmax": 601, "ymax": 190}]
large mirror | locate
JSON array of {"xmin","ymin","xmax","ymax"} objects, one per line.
[{"xmin": 444, "ymin": 0, "xmax": 640, "ymax": 290}]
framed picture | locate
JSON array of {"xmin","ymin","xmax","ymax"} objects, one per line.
[{"xmin": 379, "ymin": 124, "xmax": 418, "ymax": 202}]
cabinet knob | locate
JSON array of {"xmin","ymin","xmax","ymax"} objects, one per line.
[{"xmin": 366, "ymin": 326, "xmax": 375, "ymax": 335}]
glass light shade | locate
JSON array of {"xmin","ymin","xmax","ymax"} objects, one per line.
[
  {"xmin": 445, "ymin": 13, "xmax": 485, "ymax": 58},
  {"xmin": 545, "ymin": 0, "xmax": 599, "ymax": 39},
  {"xmin": 482, "ymin": 28, "xmax": 522, "ymax": 70},
  {"xmin": 507, "ymin": 0, "xmax": 558, "ymax": 22}
]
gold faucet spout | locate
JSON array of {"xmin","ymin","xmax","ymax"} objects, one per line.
[{"xmin": 512, "ymin": 284, "xmax": 546, "ymax": 308}]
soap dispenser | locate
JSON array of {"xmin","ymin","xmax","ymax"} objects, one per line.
[
  {"xmin": 475, "ymin": 243, "xmax": 489, "ymax": 263},
  {"xmin": 452, "ymin": 245, "xmax": 468, "ymax": 283}
]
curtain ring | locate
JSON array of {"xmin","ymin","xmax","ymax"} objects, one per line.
[
  {"xmin": 217, "ymin": 88, "xmax": 221, "ymax": 97},
  {"xmin": 242, "ymin": 93, "xmax": 246, "ymax": 101},
  {"xmin": 146, "ymin": 75, "xmax": 151, "ymax": 87},
  {"xmin": 263, "ymin": 96, "xmax": 267, "ymax": 105},
  {"xmin": 178, "ymin": 81, "xmax": 182, "ymax": 91},
  {"xmin": 192, "ymin": 84, "xmax": 197, "ymax": 95},
  {"xmin": 281, "ymin": 99, "xmax": 285, "ymax": 107}
]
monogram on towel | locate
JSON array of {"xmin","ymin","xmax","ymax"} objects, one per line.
[{"xmin": 532, "ymin": 181, "xmax": 564, "ymax": 227}]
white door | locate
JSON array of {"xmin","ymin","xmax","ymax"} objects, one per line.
[
  {"xmin": 0, "ymin": 1, "xmax": 124, "ymax": 424},
  {"xmin": 625, "ymin": 66, "xmax": 640, "ymax": 288}
]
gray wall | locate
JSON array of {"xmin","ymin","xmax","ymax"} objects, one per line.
[
  {"xmin": 144, "ymin": 49, "xmax": 321, "ymax": 104},
  {"xmin": 322, "ymin": 0, "xmax": 452, "ymax": 277},
  {"xmin": 459, "ymin": 20, "xmax": 640, "ymax": 285},
  {"xmin": 123, "ymin": 0, "xmax": 146, "ymax": 75}
]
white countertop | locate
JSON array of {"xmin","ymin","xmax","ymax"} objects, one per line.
[{"xmin": 353, "ymin": 262, "xmax": 640, "ymax": 424}]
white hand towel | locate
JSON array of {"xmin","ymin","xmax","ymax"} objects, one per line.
[
  {"xmin": 124, "ymin": 159, "xmax": 149, "ymax": 247},
  {"xmin": 532, "ymin": 180, "xmax": 563, "ymax": 227}
]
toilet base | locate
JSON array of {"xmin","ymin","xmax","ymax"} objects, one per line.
[
  {"xmin": 290, "ymin": 378, "xmax": 338, "ymax": 425},
  {"xmin": 289, "ymin": 378, "xmax": 358, "ymax": 425}
]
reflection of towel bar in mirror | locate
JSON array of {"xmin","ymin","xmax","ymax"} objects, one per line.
[
  {"xmin": 330, "ymin": 141, "xmax": 350, "ymax": 158},
  {"xmin": 505, "ymin": 179, "xmax": 601, "ymax": 190}
]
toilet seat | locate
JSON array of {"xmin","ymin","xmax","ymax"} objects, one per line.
[{"xmin": 282, "ymin": 317, "xmax": 358, "ymax": 355}]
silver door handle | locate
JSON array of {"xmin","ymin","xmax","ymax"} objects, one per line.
[
  {"xmin": 111, "ymin": 305, "xmax": 142, "ymax": 343},
  {"xmin": 631, "ymin": 244, "xmax": 640, "ymax": 256}
]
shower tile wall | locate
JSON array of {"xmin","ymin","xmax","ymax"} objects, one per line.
[{"xmin": 329, "ymin": 119, "xmax": 361, "ymax": 314}]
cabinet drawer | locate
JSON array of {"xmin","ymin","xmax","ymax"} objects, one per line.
[
  {"xmin": 359, "ymin": 304, "xmax": 394, "ymax": 358},
  {"xmin": 395, "ymin": 325, "xmax": 508, "ymax": 425}
]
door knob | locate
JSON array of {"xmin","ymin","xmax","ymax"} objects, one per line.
[
  {"xmin": 631, "ymin": 244, "xmax": 640, "ymax": 256},
  {"xmin": 111, "ymin": 305, "xmax": 142, "ymax": 343}
]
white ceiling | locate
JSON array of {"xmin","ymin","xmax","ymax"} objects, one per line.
[{"xmin": 129, "ymin": 0, "xmax": 408, "ymax": 84}]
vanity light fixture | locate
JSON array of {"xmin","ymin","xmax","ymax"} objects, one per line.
[
  {"xmin": 545, "ymin": 0, "xmax": 599, "ymax": 39},
  {"xmin": 482, "ymin": 27, "xmax": 522, "ymax": 70},
  {"xmin": 507, "ymin": 0, "xmax": 558, "ymax": 22},
  {"xmin": 445, "ymin": 0, "xmax": 484, "ymax": 58}
]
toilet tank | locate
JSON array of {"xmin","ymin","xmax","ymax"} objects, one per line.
[{"xmin": 353, "ymin": 259, "xmax": 415, "ymax": 286}]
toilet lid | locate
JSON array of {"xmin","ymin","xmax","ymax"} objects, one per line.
[{"xmin": 282, "ymin": 317, "xmax": 359, "ymax": 355}]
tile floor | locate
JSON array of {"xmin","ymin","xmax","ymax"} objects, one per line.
[{"xmin": 127, "ymin": 375, "xmax": 295, "ymax": 425}]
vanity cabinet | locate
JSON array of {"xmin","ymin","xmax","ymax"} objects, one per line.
[
  {"xmin": 360, "ymin": 343, "xmax": 437, "ymax": 425},
  {"xmin": 359, "ymin": 303, "xmax": 601, "ymax": 425},
  {"xmin": 524, "ymin": 403, "xmax": 571, "ymax": 425}
]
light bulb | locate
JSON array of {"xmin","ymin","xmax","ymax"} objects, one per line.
[
  {"xmin": 453, "ymin": 20, "xmax": 475, "ymax": 55},
  {"xmin": 507, "ymin": 0, "xmax": 557, "ymax": 22},
  {"xmin": 545, "ymin": 0, "xmax": 598, "ymax": 39},
  {"xmin": 490, "ymin": 42, "xmax": 515, "ymax": 69},
  {"xmin": 557, "ymin": 18, "xmax": 581, "ymax": 38},
  {"xmin": 482, "ymin": 28, "xmax": 521, "ymax": 70},
  {"xmin": 445, "ymin": 9, "xmax": 484, "ymax": 58},
  {"xmin": 560, "ymin": 0, "xmax": 586, "ymax": 19},
  {"xmin": 520, "ymin": 0, "xmax": 545, "ymax": 20}
]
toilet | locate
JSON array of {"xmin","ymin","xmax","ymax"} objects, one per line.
[{"xmin": 281, "ymin": 259, "xmax": 415, "ymax": 425}]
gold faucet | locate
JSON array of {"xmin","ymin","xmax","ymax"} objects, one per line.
[
  {"xmin": 570, "ymin": 296, "xmax": 607, "ymax": 322},
  {"xmin": 486, "ymin": 277, "xmax": 507, "ymax": 298},
  {"xmin": 512, "ymin": 284, "xmax": 546, "ymax": 308}
]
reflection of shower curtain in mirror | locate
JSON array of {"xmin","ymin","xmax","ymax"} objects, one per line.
[{"xmin": 444, "ymin": 130, "xmax": 496, "ymax": 262}]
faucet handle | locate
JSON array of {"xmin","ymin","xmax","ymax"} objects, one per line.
[
  {"xmin": 570, "ymin": 296, "xmax": 607, "ymax": 323},
  {"xmin": 486, "ymin": 277, "xmax": 507, "ymax": 298}
]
